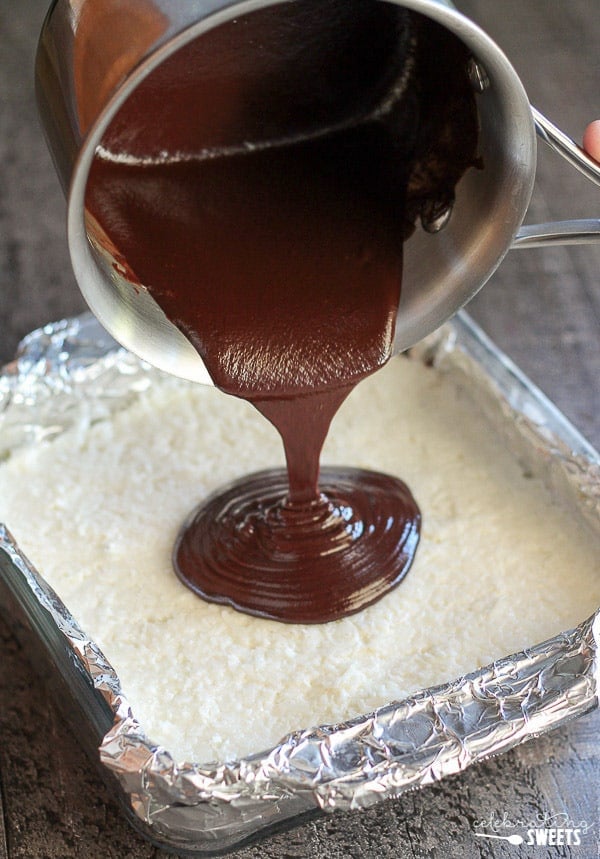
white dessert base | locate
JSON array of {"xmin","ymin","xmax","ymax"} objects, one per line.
[{"xmin": 0, "ymin": 355, "xmax": 598, "ymax": 763}]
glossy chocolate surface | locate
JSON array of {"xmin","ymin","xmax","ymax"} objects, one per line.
[{"xmin": 86, "ymin": 2, "xmax": 478, "ymax": 622}]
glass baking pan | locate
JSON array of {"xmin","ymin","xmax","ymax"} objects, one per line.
[{"xmin": 0, "ymin": 311, "xmax": 598, "ymax": 855}]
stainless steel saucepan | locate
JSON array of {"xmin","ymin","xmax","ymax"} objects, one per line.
[{"xmin": 36, "ymin": 0, "xmax": 600, "ymax": 385}]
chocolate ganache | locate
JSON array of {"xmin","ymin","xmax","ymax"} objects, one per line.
[{"xmin": 85, "ymin": 1, "xmax": 479, "ymax": 623}]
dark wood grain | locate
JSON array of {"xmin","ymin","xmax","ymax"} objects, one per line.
[{"xmin": 1, "ymin": 1, "xmax": 599, "ymax": 857}]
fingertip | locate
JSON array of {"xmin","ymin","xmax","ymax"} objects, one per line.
[{"xmin": 582, "ymin": 120, "xmax": 600, "ymax": 161}]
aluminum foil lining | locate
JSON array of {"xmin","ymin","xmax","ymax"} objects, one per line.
[{"xmin": 0, "ymin": 314, "xmax": 599, "ymax": 845}]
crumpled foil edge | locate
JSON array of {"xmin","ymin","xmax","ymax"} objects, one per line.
[{"xmin": 0, "ymin": 313, "xmax": 598, "ymax": 845}]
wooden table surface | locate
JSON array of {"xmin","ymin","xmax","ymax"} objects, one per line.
[{"xmin": 1, "ymin": 1, "xmax": 599, "ymax": 856}]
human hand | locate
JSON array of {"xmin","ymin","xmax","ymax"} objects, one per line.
[{"xmin": 583, "ymin": 120, "xmax": 600, "ymax": 161}]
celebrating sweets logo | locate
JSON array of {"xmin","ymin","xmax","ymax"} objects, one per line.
[{"xmin": 473, "ymin": 812, "xmax": 596, "ymax": 849}]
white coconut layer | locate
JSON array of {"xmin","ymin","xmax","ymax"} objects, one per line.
[{"xmin": 0, "ymin": 355, "xmax": 598, "ymax": 763}]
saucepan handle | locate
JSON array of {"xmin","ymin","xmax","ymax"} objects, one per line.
[{"xmin": 512, "ymin": 107, "xmax": 600, "ymax": 249}]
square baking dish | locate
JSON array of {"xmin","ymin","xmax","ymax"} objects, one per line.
[{"xmin": 0, "ymin": 311, "xmax": 598, "ymax": 855}]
